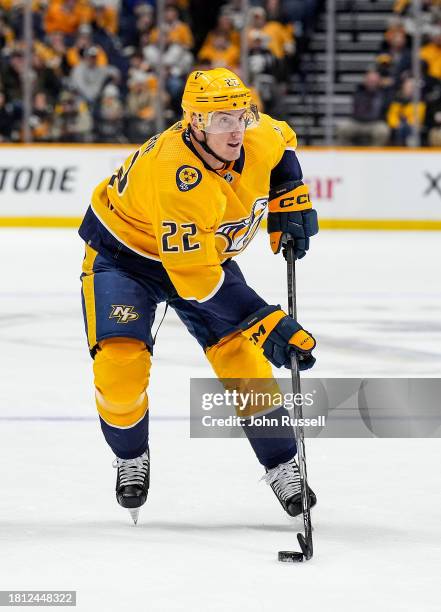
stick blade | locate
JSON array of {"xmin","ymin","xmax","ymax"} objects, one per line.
[{"xmin": 297, "ymin": 533, "xmax": 313, "ymax": 560}]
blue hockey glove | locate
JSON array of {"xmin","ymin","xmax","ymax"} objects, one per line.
[
  {"xmin": 240, "ymin": 305, "xmax": 316, "ymax": 370},
  {"xmin": 268, "ymin": 180, "xmax": 319, "ymax": 259}
]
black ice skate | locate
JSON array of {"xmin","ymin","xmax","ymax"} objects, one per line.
[
  {"xmin": 263, "ymin": 457, "xmax": 317, "ymax": 518},
  {"xmin": 113, "ymin": 450, "xmax": 150, "ymax": 525}
]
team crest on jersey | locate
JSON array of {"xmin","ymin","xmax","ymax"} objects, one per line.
[
  {"xmin": 216, "ymin": 197, "xmax": 268, "ymax": 254},
  {"xmin": 109, "ymin": 305, "xmax": 140, "ymax": 324},
  {"xmin": 176, "ymin": 166, "xmax": 202, "ymax": 192}
]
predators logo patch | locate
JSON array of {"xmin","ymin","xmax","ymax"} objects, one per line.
[
  {"xmin": 176, "ymin": 165, "xmax": 202, "ymax": 192},
  {"xmin": 109, "ymin": 305, "xmax": 140, "ymax": 323}
]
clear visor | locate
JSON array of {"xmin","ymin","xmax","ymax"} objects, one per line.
[{"xmin": 202, "ymin": 106, "xmax": 259, "ymax": 134}]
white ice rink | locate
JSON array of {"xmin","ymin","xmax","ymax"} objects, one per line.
[{"xmin": 1, "ymin": 228, "xmax": 440, "ymax": 611}]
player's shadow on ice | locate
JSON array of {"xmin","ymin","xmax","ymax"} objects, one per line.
[
  {"xmin": 1, "ymin": 520, "xmax": 432, "ymax": 547},
  {"xmin": 139, "ymin": 521, "xmax": 301, "ymax": 533},
  {"xmin": 131, "ymin": 520, "xmax": 437, "ymax": 547},
  {"xmin": 136, "ymin": 520, "xmax": 427, "ymax": 544}
]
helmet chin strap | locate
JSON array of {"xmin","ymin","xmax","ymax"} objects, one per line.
[{"xmin": 189, "ymin": 127, "xmax": 229, "ymax": 166}]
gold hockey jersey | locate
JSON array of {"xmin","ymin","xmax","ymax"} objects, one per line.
[{"xmin": 87, "ymin": 113, "xmax": 297, "ymax": 302}]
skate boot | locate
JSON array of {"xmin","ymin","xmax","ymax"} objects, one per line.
[
  {"xmin": 113, "ymin": 450, "xmax": 150, "ymax": 524},
  {"xmin": 263, "ymin": 457, "xmax": 316, "ymax": 518}
]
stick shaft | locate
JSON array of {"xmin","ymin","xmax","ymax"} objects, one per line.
[{"xmin": 286, "ymin": 241, "xmax": 313, "ymax": 553}]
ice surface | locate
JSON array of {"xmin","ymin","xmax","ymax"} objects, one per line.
[{"xmin": 0, "ymin": 229, "xmax": 440, "ymax": 611}]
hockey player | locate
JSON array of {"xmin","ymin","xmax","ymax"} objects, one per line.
[{"xmin": 79, "ymin": 68, "xmax": 319, "ymax": 524}]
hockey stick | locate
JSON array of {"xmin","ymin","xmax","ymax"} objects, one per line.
[{"xmin": 278, "ymin": 238, "xmax": 314, "ymax": 563}]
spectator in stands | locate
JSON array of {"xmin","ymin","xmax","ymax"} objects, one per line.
[
  {"xmin": 174, "ymin": 0, "xmax": 190, "ymax": 10},
  {"xmin": 277, "ymin": 0, "xmax": 319, "ymax": 36},
  {"xmin": 382, "ymin": 16, "xmax": 408, "ymax": 52},
  {"xmin": 29, "ymin": 91, "xmax": 53, "ymax": 141},
  {"xmin": 1, "ymin": 49, "xmax": 23, "ymax": 106},
  {"xmin": 201, "ymin": 9, "xmax": 240, "ymax": 49},
  {"xmin": 66, "ymin": 24, "xmax": 108, "ymax": 69},
  {"xmin": 265, "ymin": 0, "xmax": 283, "ymax": 22},
  {"xmin": 119, "ymin": 2, "xmax": 150, "ymax": 48},
  {"xmin": 143, "ymin": 38, "xmax": 193, "ymax": 118},
  {"xmin": 198, "ymin": 31, "xmax": 240, "ymax": 69},
  {"xmin": 38, "ymin": 31, "xmax": 70, "ymax": 78},
  {"xmin": 248, "ymin": 29, "xmax": 278, "ymax": 112},
  {"xmin": 424, "ymin": 84, "xmax": 441, "ymax": 146},
  {"xmin": 394, "ymin": 0, "xmax": 441, "ymax": 37},
  {"xmin": 248, "ymin": 6, "xmax": 294, "ymax": 63},
  {"xmin": 0, "ymin": 0, "xmax": 317, "ymax": 143},
  {"xmin": 337, "ymin": 70, "xmax": 390, "ymax": 146},
  {"xmin": 0, "ymin": 11, "xmax": 14, "ymax": 48},
  {"xmin": 265, "ymin": 0, "xmax": 296, "ymax": 56},
  {"xmin": 394, "ymin": 0, "xmax": 440, "ymax": 17},
  {"xmin": 161, "ymin": 4, "xmax": 193, "ymax": 49},
  {"xmin": 222, "ymin": 0, "xmax": 246, "ymax": 31},
  {"xmin": 376, "ymin": 29, "xmax": 411, "ymax": 86},
  {"xmin": 44, "ymin": 0, "xmax": 92, "ymax": 36},
  {"xmin": 91, "ymin": 0, "xmax": 118, "ymax": 37},
  {"xmin": 0, "ymin": 90, "xmax": 14, "ymax": 141},
  {"xmin": 5, "ymin": 0, "xmax": 45, "ymax": 40},
  {"xmin": 127, "ymin": 50, "xmax": 152, "ymax": 77},
  {"xmin": 94, "ymin": 82, "xmax": 125, "ymax": 143},
  {"xmin": 52, "ymin": 88, "xmax": 93, "ymax": 141},
  {"xmin": 420, "ymin": 27, "xmax": 441, "ymax": 82},
  {"xmin": 70, "ymin": 46, "xmax": 117, "ymax": 106},
  {"xmin": 386, "ymin": 77, "xmax": 426, "ymax": 145},
  {"xmin": 126, "ymin": 69, "xmax": 157, "ymax": 142},
  {"xmin": 32, "ymin": 51, "xmax": 62, "ymax": 104},
  {"xmin": 133, "ymin": 3, "xmax": 156, "ymax": 50},
  {"xmin": 188, "ymin": 0, "xmax": 227, "ymax": 51}
]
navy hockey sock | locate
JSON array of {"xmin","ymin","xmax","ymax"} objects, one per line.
[
  {"xmin": 241, "ymin": 406, "xmax": 297, "ymax": 469},
  {"xmin": 99, "ymin": 411, "xmax": 149, "ymax": 459}
]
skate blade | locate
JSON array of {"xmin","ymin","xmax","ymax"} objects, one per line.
[{"xmin": 128, "ymin": 508, "xmax": 140, "ymax": 525}]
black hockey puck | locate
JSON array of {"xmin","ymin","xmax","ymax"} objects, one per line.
[{"xmin": 278, "ymin": 551, "xmax": 304, "ymax": 563}]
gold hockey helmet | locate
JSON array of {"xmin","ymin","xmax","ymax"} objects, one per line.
[{"xmin": 181, "ymin": 68, "xmax": 259, "ymax": 133}]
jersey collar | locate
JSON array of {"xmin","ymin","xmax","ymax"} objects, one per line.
[{"xmin": 182, "ymin": 127, "xmax": 245, "ymax": 177}]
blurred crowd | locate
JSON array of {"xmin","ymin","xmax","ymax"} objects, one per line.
[
  {"xmin": 338, "ymin": 0, "xmax": 441, "ymax": 147},
  {"xmin": 0, "ymin": 0, "xmax": 319, "ymax": 143},
  {"xmin": 2, "ymin": 0, "xmax": 438, "ymax": 146}
]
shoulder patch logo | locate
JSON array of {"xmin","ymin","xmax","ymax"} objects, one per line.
[{"xmin": 176, "ymin": 165, "xmax": 202, "ymax": 192}]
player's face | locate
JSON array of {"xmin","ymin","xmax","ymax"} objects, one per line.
[{"xmin": 205, "ymin": 110, "xmax": 246, "ymax": 161}]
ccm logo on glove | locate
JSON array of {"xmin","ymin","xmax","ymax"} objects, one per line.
[
  {"xmin": 279, "ymin": 193, "xmax": 311, "ymax": 207},
  {"xmin": 240, "ymin": 305, "xmax": 316, "ymax": 370},
  {"xmin": 271, "ymin": 185, "xmax": 312, "ymax": 211},
  {"xmin": 268, "ymin": 181, "xmax": 319, "ymax": 258}
]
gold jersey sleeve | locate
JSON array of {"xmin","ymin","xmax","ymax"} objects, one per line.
[
  {"xmin": 91, "ymin": 136, "xmax": 162, "ymax": 260},
  {"xmin": 263, "ymin": 114, "xmax": 298, "ymax": 165}
]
